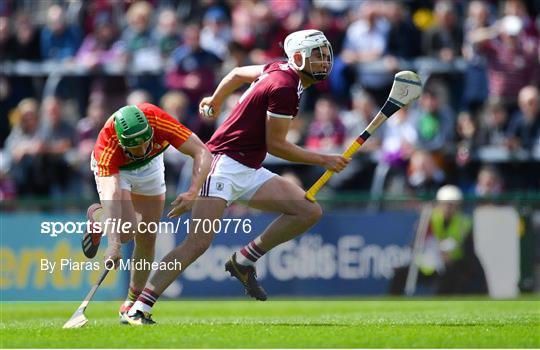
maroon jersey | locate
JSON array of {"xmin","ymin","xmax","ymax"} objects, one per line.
[{"xmin": 207, "ymin": 61, "xmax": 302, "ymax": 168}]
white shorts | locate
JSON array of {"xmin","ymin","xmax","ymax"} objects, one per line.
[
  {"xmin": 91, "ymin": 153, "xmax": 166, "ymax": 196},
  {"xmin": 200, "ymin": 154, "xmax": 277, "ymax": 205}
]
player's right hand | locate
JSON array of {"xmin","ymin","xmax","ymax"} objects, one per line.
[
  {"xmin": 104, "ymin": 245, "xmax": 122, "ymax": 269},
  {"xmin": 322, "ymin": 154, "xmax": 350, "ymax": 173},
  {"xmin": 167, "ymin": 191, "xmax": 196, "ymax": 218},
  {"xmin": 199, "ymin": 97, "xmax": 220, "ymax": 119}
]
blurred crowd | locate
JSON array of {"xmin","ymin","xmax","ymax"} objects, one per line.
[{"xmin": 1, "ymin": 0, "xmax": 539, "ymax": 201}]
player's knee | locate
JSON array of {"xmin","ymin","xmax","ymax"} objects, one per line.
[{"xmin": 299, "ymin": 202, "xmax": 323, "ymax": 226}]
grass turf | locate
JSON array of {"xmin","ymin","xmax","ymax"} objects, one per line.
[{"xmin": 1, "ymin": 299, "xmax": 539, "ymax": 348}]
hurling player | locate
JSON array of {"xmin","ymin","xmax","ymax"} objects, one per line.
[
  {"xmin": 83, "ymin": 103, "xmax": 212, "ymax": 323},
  {"xmin": 126, "ymin": 30, "xmax": 349, "ymax": 325}
]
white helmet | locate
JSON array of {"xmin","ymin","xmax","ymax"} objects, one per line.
[
  {"xmin": 283, "ymin": 29, "xmax": 333, "ymax": 81},
  {"xmin": 436, "ymin": 185, "xmax": 463, "ymax": 202}
]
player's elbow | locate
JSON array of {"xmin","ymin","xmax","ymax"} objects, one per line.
[
  {"xmin": 191, "ymin": 144, "xmax": 213, "ymax": 171},
  {"xmin": 199, "ymin": 147, "xmax": 213, "ymax": 173},
  {"xmin": 230, "ymin": 67, "xmax": 253, "ymax": 84},
  {"xmin": 228, "ymin": 68, "xmax": 242, "ymax": 83}
]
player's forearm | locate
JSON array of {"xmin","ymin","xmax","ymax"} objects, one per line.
[
  {"xmin": 187, "ymin": 147, "xmax": 213, "ymax": 195},
  {"xmin": 103, "ymin": 203, "xmax": 122, "ymax": 249},
  {"xmin": 268, "ymin": 140, "xmax": 325, "ymax": 166},
  {"xmin": 97, "ymin": 177, "xmax": 123, "ymax": 249},
  {"xmin": 211, "ymin": 68, "xmax": 250, "ymax": 103}
]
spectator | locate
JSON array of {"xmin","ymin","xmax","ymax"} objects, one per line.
[
  {"xmin": 0, "ymin": 14, "xmax": 42, "ymax": 120},
  {"xmin": 302, "ymin": 7, "xmax": 345, "ymax": 104},
  {"xmin": 76, "ymin": 96, "xmax": 107, "ymax": 196},
  {"xmin": 305, "ymin": 95, "xmax": 346, "ymax": 153},
  {"xmin": 248, "ymin": 0, "xmax": 304, "ymax": 64},
  {"xmin": 153, "ymin": 8, "xmax": 181, "ymax": 60},
  {"xmin": 38, "ymin": 96, "xmax": 76, "ymax": 195},
  {"xmin": 383, "ymin": 1, "xmax": 422, "ymax": 60},
  {"xmin": 304, "ymin": 6, "xmax": 346, "ymax": 54},
  {"xmin": 11, "ymin": 12, "xmax": 42, "ymax": 61},
  {"xmin": 455, "ymin": 111, "xmax": 477, "ymax": 167},
  {"xmin": 4, "ymin": 98, "xmax": 48, "ymax": 195},
  {"xmin": 39, "ymin": 96, "xmax": 76, "ymax": 152},
  {"xmin": 410, "ymin": 88, "xmax": 455, "ymax": 153},
  {"xmin": 470, "ymin": 14, "xmax": 540, "ymax": 111},
  {"xmin": 0, "ymin": 16, "xmax": 11, "ymax": 61},
  {"xmin": 475, "ymin": 164, "xmax": 504, "ymax": 197},
  {"xmin": 159, "ymin": 90, "xmax": 191, "ymax": 190},
  {"xmin": 422, "ymin": 1, "xmax": 464, "ymax": 108},
  {"xmin": 230, "ymin": 0, "xmax": 267, "ymax": 49},
  {"xmin": 369, "ymin": 107, "xmax": 418, "ymax": 196},
  {"xmin": 380, "ymin": 106, "xmax": 417, "ymax": 169},
  {"xmin": 219, "ymin": 40, "xmax": 252, "ymax": 80},
  {"xmin": 407, "ymin": 149, "xmax": 446, "ymax": 195},
  {"xmin": 503, "ymin": 0, "xmax": 539, "ymax": 40},
  {"xmin": 334, "ymin": 90, "xmax": 380, "ymax": 192},
  {"xmin": 200, "ymin": 6, "xmax": 232, "ymax": 60},
  {"xmin": 422, "ymin": 0, "xmax": 463, "ymax": 62},
  {"xmin": 79, "ymin": 0, "xmax": 115, "ymax": 35},
  {"xmin": 76, "ymin": 12, "xmax": 122, "ymax": 70},
  {"xmin": 340, "ymin": 89, "xmax": 379, "ymax": 152},
  {"xmin": 77, "ymin": 94, "xmax": 106, "ymax": 144},
  {"xmin": 165, "ymin": 23, "xmax": 221, "ymax": 114},
  {"xmin": 126, "ymin": 89, "xmax": 152, "ymax": 106},
  {"xmin": 461, "ymin": 0, "xmax": 491, "ymax": 115},
  {"xmin": 340, "ymin": 1, "xmax": 392, "ymax": 106},
  {"xmin": 119, "ymin": 1, "xmax": 164, "ymax": 100},
  {"xmin": 40, "ymin": 4, "xmax": 81, "ymax": 60},
  {"xmin": 120, "ymin": 1, "xmax": 159, "ymax": 70},
  {"xmin": 476, "ymin": 99, "xmax": 511, "ymax": 147},
  {"xmin": 476, "ymin": 101, "xmax": 509, "ymax": 147},
  {"xmin": 506, "ymin": 85, "xmax": 540, "ymax": 151},
  {"xmin": 160, "ymin": 90, "xmax": 189, "ymax": 122}
]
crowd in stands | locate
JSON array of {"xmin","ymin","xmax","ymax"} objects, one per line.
[{"xmin": 1, "ymin": 0, "xmax": 539, "ymax": 201}]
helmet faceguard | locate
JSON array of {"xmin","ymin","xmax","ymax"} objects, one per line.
[
  {"xmin": 284, "ymin": 29, "xmax": 333, "ymax": 81},
  {"xmin": 114, "ymin": 105, "xmax": 154, "ymax": 160}
]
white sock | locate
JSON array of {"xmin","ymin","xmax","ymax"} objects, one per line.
[
  {"xmin": 128, "ymin": 300, "xmax": 152, "ymax": 316},
  {"xmin": 93, "ymin": 207, "xmax": 104, "ymax": 222},
  {"xmin": 235, "ymin": 238, "xmax": 265, "ymax": 266},
  {"xmin": 235, "ymin": 251, "xmax": 255, "ymax": 266}
]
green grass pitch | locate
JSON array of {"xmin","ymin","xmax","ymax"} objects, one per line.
[{"xmin": 1, "ymin": 299, "xmax": 539, "ymax": 348}]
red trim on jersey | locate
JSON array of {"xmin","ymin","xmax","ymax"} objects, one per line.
[{"xmin": 92, "ymin": 103, "xmax": 192, "ymax": 176}]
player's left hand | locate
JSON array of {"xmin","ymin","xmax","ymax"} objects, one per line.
[
  {"xmin": 322, "ymin": 154, "xmax": 350, "ymax": 173},
  {"xmin": 167, "ymin": 191, "xmax": 197, "ymax": 218}
]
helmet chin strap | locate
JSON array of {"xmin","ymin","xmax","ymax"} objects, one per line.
[
  {"xmin": 290, "ymin": 50, "xmax": 328, "ymax": 82},
  {"xmin": 299, "ymin": 69, "xmax": 327, "ymax": 81},
  {"xmin": 124, "ymin": 141, "xmax": 153, "ymax": 160}
]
